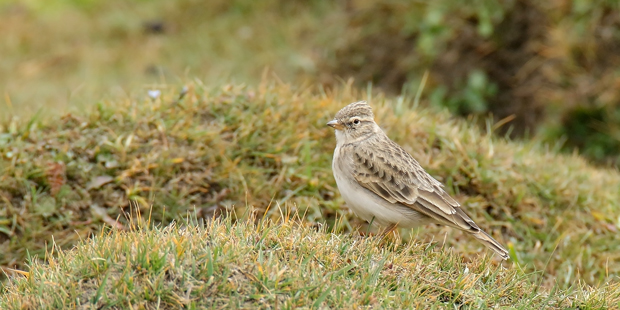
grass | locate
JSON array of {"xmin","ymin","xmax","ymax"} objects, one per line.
[
  {"xmin": 1, "ymin": 211, "xmax": 618, "ymax": 309},
  {"xmin": 1, "ymin": 79, "xmax": 620, "ymax": 293},
  {"xmin": 2, "ymin": 0, "xmax": 620, "ymax": 307},
  {"xmin": 5, "ymin": 0, "xmax": 620, "ymax": 166}
]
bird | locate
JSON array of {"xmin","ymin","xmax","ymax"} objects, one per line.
[{"xmin": 327, "ymin": 100, "xmax": 509, "ymax": 260}]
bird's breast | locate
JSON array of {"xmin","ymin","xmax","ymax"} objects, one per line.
[{"xmin": 331, "ymin": 144, "xmax": 430, "ymax": 228}]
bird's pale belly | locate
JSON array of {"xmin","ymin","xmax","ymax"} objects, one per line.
[{"xmin": 333, "ymin": 165, "xmax": 426, "ymax": 229}]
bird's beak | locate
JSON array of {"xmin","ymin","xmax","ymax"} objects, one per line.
[{"xmin": 327, "ymin": 119, "xmax": 344, "ymax": 130}]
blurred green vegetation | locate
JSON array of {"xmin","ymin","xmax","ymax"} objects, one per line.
[
  {"xmin": 3, "ymin": 0, "xmax": 620, "ymax": 164},
  {"xmin": 317, "ymin": 0, "xmax": 620, "ymax": 165},
  {"xmin": 0, "ymin": 0, "xmax": 620, "ymax": 165},
  {"xmin": 0, "ymin": 0, "xmax": 331, "ymax": 118}
]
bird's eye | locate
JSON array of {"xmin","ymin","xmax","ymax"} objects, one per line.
[{"xmin": 353, "ymin": 119, "xmax": 360, "ymax": 124}]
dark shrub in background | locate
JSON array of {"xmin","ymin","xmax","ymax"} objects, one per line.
[{"xmin": 317, "ymin": 0, "xmax": 620, "ymax": 165}]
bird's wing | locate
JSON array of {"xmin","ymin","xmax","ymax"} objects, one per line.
[{"xmin": 352, "ymin": 138, "xmax": 479, "ymax": 231}]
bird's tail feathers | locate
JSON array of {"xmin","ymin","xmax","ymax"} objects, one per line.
[{"xmin": 471, "ymin": 229, "xmax": 509, "ymax": 260}]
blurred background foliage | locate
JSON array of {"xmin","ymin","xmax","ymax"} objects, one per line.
[
  {"xmin": 2, "ymin": 0, "xmax": 620, "ymax": 161},
  {"xmin": 318, "ymin": 0, "xmax": 620, "ymax": 166}
]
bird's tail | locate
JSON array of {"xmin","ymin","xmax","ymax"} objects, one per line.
[{"xmin": 471, "ymin": 229, "xmax": 510, "ymax": 260}]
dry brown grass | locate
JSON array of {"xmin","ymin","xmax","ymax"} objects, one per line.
[{"xmin": 1, "ymin": 80, "xmax": 620, "ymax": 292}]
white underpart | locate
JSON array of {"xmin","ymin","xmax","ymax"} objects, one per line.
[{"xmin": 334, "ymin": 129, "xmax": 346, "ymax": 144}]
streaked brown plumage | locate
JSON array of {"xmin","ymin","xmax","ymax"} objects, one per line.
[{"xmin": 328, "ymin": 101, "xmax": 509, "ymax": 260}]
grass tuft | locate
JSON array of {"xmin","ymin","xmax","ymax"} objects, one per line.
[
  {"xmin": 1, "ymin": 80, "xmax": 620, "ymax": 291},
  {"xmin": 1, "ymin": 210, "xmax": 617, "ymax": 309}
]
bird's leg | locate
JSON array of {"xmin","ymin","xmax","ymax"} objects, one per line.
[
  {"xmin": 357, "ymin": 217, "xmax": 378, "ymax": 237},
  {"xmin": 379, "ymin": 223, "xmax": 398, "ymax": 239}
]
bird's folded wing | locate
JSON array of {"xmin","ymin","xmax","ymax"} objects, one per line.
[{"xmin": 352, "ymin": 144, "xmax": 479, "ymax": 231}]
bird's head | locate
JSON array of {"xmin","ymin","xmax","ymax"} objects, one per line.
[{"xmin": 327, "ymin": 101, "xmax": 379, "ymax": 143}]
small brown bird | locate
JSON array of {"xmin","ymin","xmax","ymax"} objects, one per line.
[{"xmin": 327, "ymin": 101, "xmax": 509, "ymax": 260}]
